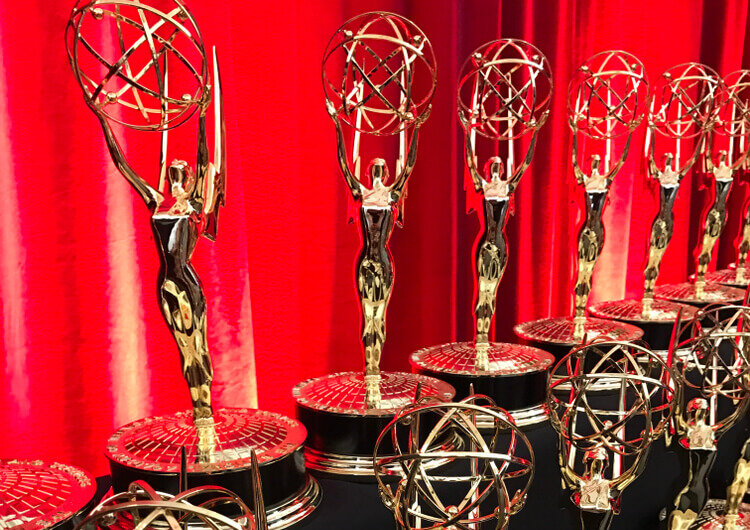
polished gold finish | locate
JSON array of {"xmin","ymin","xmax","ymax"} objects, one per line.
[
  {"xmin": 724, "ymin": 71, "xmax": 750, "ymax": 285},
  {"xmin": 548, "ymin": 340, "xmax": 678, "ymax": 522},
  {"xmin": 67, "ymin": 0, "xmax": 225, "ymax": 460},
  {"xmin": 666, "ymin": 306, "xmax": 750, "ymax": 530},
  {"xmin": 695, "ymin": 71, "xmax": 750, "ymax": 292},
  {"xmin": 725, "ymin": 438, "xmax": 750, "ymax": 530},
  {"xmin": 74, "ymin": 463, "xmax": 265, "ymax": 529},
  {"xmin": 567, "ymin": 51, "xmax": 649, "ymax": 339},
  {"xmin": 457, "ymin": 39, "xmax": 552, "ymax": 357},
  {"xmin": 323, "ymin": 12, "xmax": 436, "ymax": 408},
  {"xmin": 642, "ymin": 64, "xmax": 721, "ymax": 314},
  {"xmin": 373, "ymin": 395, "xmax": 534, "ymax": 529}
]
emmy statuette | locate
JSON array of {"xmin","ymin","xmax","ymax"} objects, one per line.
[
  {"xmin": 663, "ymin": 306, "xmax": 750, "ymax": 530},
  {"xmin": 515, "ymin": 51, "xmax": 648, "ymax": 359},
  {"xmin": 656, "ymin": 72, "xmax": 750, "ymax": 310},
  {"xmin": 590, "ymin": 63, "xmax": 721, "ymax": 353},
  {"xmin": 292, "ymin": 12, "xmax": 456, "ymax": 478},
  {"xmin": 410, "ymin": 39, "xmax": 554, "ymax": 428},
  {"xmin": 66, "ymin": 1, "xmax": 320, "ymax": 526},
  {"xmin": 703, "ymin": 71, "xmax": 750, "ymax": 289}
]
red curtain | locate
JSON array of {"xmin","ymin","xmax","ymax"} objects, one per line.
[{"xmin": 1, "ymin": 0, "xmax": 750, "ymax": 476}]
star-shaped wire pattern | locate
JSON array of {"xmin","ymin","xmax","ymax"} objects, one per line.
[
  {"xmin": 715, "ymin": 70, "xmax": 750, "ymax": 138},
  {"xmin": 458, "ymin": 39, "xmax": 552, "ymax": 141},
  {"xmin": 568, "ymin": 51, "xmax": 649, "ymax": 139},
  {"xmin": 74, "ymin": 480, "xmax": 258, "ymax": 530},
  {"xmin": 650, "ymin": 63, "xmax": 722, "ymax": 140},
  {"xmin": 374, "ymin": 396, "xmax": 534, "ymax": 530},
  {"xmin": 323, "ymin": 12, "xmax": 436, "ymax": 136},
  {"xmin": 549, "ymin": 341, "xmax": 676, "ymax": 459},
  {"xmin": 674, "ymin": 305, "xmax": 750, "ymax": 409},
  {"xmin": 66, "ymin": 0, "xmax": 207, "ymax": 131}
]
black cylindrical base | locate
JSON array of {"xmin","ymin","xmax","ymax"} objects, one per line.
[{"xmin": 413, "ymin": 368, "xmax": 548, "ymax": 416}]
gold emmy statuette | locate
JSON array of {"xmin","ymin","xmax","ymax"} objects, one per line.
[
  {"xmin": 548, "ymin": 341, "xmax": 679, "ymax": 530},
  {"xmin": 656, "ymin": 71, "xmax": 750, "ymax": 307},
  {"xmin": 292, "ymin": 11, "xmax": 456, "ymax": 478},
  {"xmin": 410, "ymin": 39, "xmax": 554, "ymax": 428},
  {"xmin": 374, "ymin": 395, "xmax": 535, "ymax": 530},
  {"xmin": 664, "ymin": 306, "xmax": 750, "ymax": 530},
  {"xmin": 701, "ymin": 71, "xmax": 750, "ymax": 289},
  {"xmin": 515, "ymin": 51, "xmax": 649, "ymax": 359},
  {"xmin": 67, "ymin": 2, "xmax": 320, "ymax": 524},
  {"xmin": 589, "ymin": 64, "xmax": 721, "ymax": 354},
  {"xmin": 68, "ymin": 0, "xmax": 224, "ymax": 463}
]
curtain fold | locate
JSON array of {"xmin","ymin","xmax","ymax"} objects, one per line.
[{"xmin": 1, "ymin": 0, "xmax": 749, "ymax": 475}]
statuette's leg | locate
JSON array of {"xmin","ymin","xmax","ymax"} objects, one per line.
[
  {"xmin": 473, "ymin": 195, "xmax": 510, "ymax": 369},
  {"xmin": 475, "ymin": 240, "xmax": 501, "ymax": 343},
  {"xmin": 358, "ymin": 259, "xmax": 390, "ymax": 409},
  {"xmin": 159, "ymin": 276, "xmax": 216, "ymax": 462},
  {"xmin": 573, "ymin": 191, "xmax": 606, "ymax": 340},
  {"xmin": 736, "ymin": 207, "xmax": 750, "ymax": 283},
  {"xmin": 725, "ymin": 438, "xmax": 750, "ymax": 530}
]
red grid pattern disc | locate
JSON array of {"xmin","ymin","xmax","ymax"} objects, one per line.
[
  {"xmin": 697, "ymin": 500, "xmax": 750, "ymax": 529},
  {"xmin": 293, "ymin": 371, "xmax": 455, "ymax": 416},
  {"xmin": 654, "ymin": 282, "xmax": 745, "ymax": 304},
  {"xmin": 0, "ymin": 459, "xmax": 96, "ymax": 530},
  {"xmin": 105, "ymin": 408, "xmax": 306, "ymax": 473},
  {"xmin": 514, "ymin": 316, "xmax": 643, "ymax": 345},
  {"xmin": 589, "ymin": 298, "xmax": 698, "ymax": 323},
  {"xmin": 410, "ymin": 341, "xmax": 554, "ymax": 376},
  {"xmin": 705, "ymin": 268, "xmax": 750, "ymax": 287}
]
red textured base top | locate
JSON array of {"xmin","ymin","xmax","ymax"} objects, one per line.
[
  {"xmin": 293, "ymin": 371, "xmax": 455, "ymax": 416},
  {"xmin": 105, "ymin": 407, "xmax": 306, "ymax": 474},
  {"xmin": 514, "ymin": 316, "xmax": 643, "ymax": 345},
  {"xmin": 0, "ymin": 459, "xmax": 96, "ymax": 530}
]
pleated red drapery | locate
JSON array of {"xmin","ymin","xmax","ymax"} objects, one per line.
[{"xmin": 1, "ymin": 0, "xmax": 750, "ymax": 475}]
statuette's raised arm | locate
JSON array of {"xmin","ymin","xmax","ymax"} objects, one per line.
[
  {"xmin": 389, "ymin": 115, "xmax": 426, "ymax": 204},
  {"xmin": 459, "ymin": 112, "xmax": 485, "ymax": 193},
  {"xmin": 96, "ymin": 114, "xmax": 163, "ymax": 209},
  {"xmin": 326, "ymin": 100, "xmax": 362, "ymax": 201}
]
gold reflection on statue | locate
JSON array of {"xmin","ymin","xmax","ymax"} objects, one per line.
[
  {"xmin": 725, "ymin": 439, "xmax": 750, "ymax": 530},
  {"xmin": 566, "ymin": 51, "xmax": 648, "ymax": 339},
  {"xmin": 328, "ymin": 101, "xmax": 425, "ymax": 408},
  {"xmin": 322, "ymin": 12, "xmax": 436, "ymax": 408},
  {"xmin": 66, "ymin": 2, "xmax": 225, "ymax": 461},
  {"xmin": 457, "ymin": 40, "xmax": 551, "ymax": 364},
  {"xmin": 642, "ymin": 63, "xmax": 719, "ymax": 314}
]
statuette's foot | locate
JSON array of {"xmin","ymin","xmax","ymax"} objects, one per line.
[
  {"xmin": 475, "ymin": 342, "xmax": 490, "ymax": 372},
  {"xmin": 364, "ymin": 375, "xmax": 382, "ymax": 409},
  {"xmin": 725, "ymin": 513, "xmax": 739, "ymax": 530},
  {"xmin": 194, "ymin": 417, "xmax": 217, "ymax": 463},
  {"xmin": 573, "ymin": 316, "xmax": 586, "ymax": 341}
]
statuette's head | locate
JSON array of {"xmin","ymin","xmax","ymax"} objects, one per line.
[
  {"xmin": 484, "ymin": 157, "xmax": 505, "ymax": 182},
  {"xmin": 583, "ymin": 447, "xmax": 609, "ymax": 475},
  {"xmin": 568, "ymin": 50, "xmax": 649, "ymax": 139},
  {"xmin": 66, "ymin": 0, "xmax": 208, "ymax": 131},
  {"xmin": 322, "ymin": 12, "xmax": 436, "ymax": 136},
  {"xmin": 168, "ymin": 160, "xmax": 195, "ymax": 199},
  {"xmin": 368, "ymin": 158, "xmax": 389, "ymax": 184},
  {"xmin": 458, "ymin": 39, "xmax": 552, "ymax": 140}
]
